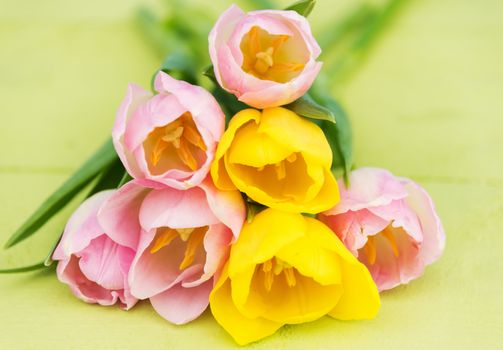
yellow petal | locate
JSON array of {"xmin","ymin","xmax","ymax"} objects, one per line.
[
  {"xmin": 298, "ymin": 168, "xmax": 340, "ymax": 214},
  {"xmin": 259, "ymin": 107, "xmax": 333, "ymax": 168},
  {"xmin": 209, "ymin": 264, "xmax": 282, "ymax": 346},
  {"xmin": 228, "ymin": 209, "xmax": 305, "ymax": 278},
  {"xmin": 253, "ymin": 271, "xmax": 342, "ymax": 325},
  {"xmin": 211, "ymin": 109, "xmax": 260, "ymax": 191},
  {"xmin": 275, "ymin": 235, "xmax": 342, "ymax": 286},
  {"xmin": 328, "ymin": 259, "xmax": 381, "ymax": 320},
  {"xmin": 227, "ymin": 120, "xmax": 292, "ymax": 167},
  {"xmin": 299, "ymin": 217, "xmax": 380, "ymax": 320}
]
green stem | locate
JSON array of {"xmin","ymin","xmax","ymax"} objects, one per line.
[{"xmin": 0, "ymin": 262, "xmax": 47, "ymax": 274}]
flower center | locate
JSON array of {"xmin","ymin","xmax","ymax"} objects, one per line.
[
  {"xmin": 362, "ymin": 226, "xmax": 400, "ymax": 265},
  {"xmin": 146, "ymin": 112, "xmax": 207, "ymax": 172},
  {"xmin": 150, "ymin": 226, "xmax": 208, "ymax": 270},
  {"xmin": 260, "ymin": 257, "xmax": 297, "ymax": 291},
  {"xmin": 257, "ymin": 152, "xmax": 298, "ymax": 180},
  {"xmin": 240, "ymin": 26, "xmax": 305, "ymax": 83}
]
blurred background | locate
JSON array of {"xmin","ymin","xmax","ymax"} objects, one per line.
[{"xmin": 1, "ymin": 0, "xmax": 502, "ymax": 348}]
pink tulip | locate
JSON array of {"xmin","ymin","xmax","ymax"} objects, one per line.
[
  {"xmin": 53, "ymin": 190, "xmax": 142, "ymax": 309},
  {"xmin": 209, "ymin": 4, "xmax": 322, "ymax": 109},
  {"xmin": 109, "ymin": 178, "xmax": 245, "ymax": 324},
  {"xmin": 113, "ymin": 71, "xmax": 225, "ymax": 190},
  {"xmin": 319, "ymin": 168, "xmax": 445, "ymax": 291}
]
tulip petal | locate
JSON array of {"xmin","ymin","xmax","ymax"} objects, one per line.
[
  {"xmin": 78, "ymin": 235, "xmax": 133, "ymax": 291},
  {"xmin": 275, "ymin": 235, "xmax": 342, "ymax": 286},
  {"xmin": 258, "ymin": 273, "xmax": 342, "ymax": 324},
  {"xmin": 326, "ymin": 167, "xmax": 409, "ymax": 216},
  {"xmin": 199, "ymin": 177, "xmax": 246, "ymax": 240},
  {"xmin": 302, "ymin": 219, "xmax": 380, "ymax": 319},
  {"xmin": 98, "ymin": 181, "xmax": 149, "ymax": 250},
  {"xmin": 319, "ymin": 209, "xmax": 389, "ymax": 253},
  {"xmin": 154, "ymin": 71, "xmax": 224, "ymax": 143},
  {"xmin": 211, "ymin": 109, "xmax": 260, "ymax": 191},
  {"xmin": 260, "ymin": 107, "xmax": 332, "ymax": 167},
  {"xmin": 113, "ymin": 83, "xmax": 153, "ymax": 179},
  {"xmin": 139, "ymin": 186, "xmax": 220, "ymax": 231},
  {"xmin": 57, "ymin": 255, "xmax": 122, "ymax": 307},
  {"xmin": 368, "ymin": 199, "xmax": 423, "ymax": 242},
  {"xmin": 208, "ymin": 4, "xmax": 247, "ymax": 92},
  {"xmin": 210, "ymin": 265, "xmax": 282, "ymax": 346},
  {"xmin": 403, "ymin": 181, "xmax": 446, "ymax": 265},
  {"xmin": 228, "ymin": 121, "xmax": 292, "ymax": 167},
  {"xmin": 128, "ymin": 229, "xmax": 203, "ymax": 299},
  {"xmin": 150, "ymin": 279, "xmax": 213, "ymax": 325},
  {"xmin": 328, "ymin": 259, "xmax": 381, "ymax": 320},
  {"xmin": 228, "ymin": 210, "xmax": 305, "ymax": 277},
  {"xmin": 55, "ymin": 191, "xmax": 113, "ymax": 258}
]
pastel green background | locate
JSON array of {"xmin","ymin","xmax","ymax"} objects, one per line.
[{"xmin": 1, "ymin": 0, "xmax": 502, "ymax": 348}]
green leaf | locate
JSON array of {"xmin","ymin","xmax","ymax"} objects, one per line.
[
  {"xmin": 87, "ymin": 158, "xmax": 126, "ymax": 197},
  {"xmin": 203, "ymin": 65, "xmax": 248, "ymax": 125},
  {"xmin": 286, "ymin": 94, "xmax": 335, "ymax": 123},
  {"xmin": 0, "ymin": 261, "xmax": 47, "ymax": 274},
  {"xmin": 159, "ymin": 52, "xmax": 197, "ymax": 77},
  {"xmin": 285, "ymin": 0, "xmax": 316, "ymax": 17},
  {"xmin": 4, "ymin": 139, "xmax": 118, "ymax": 249},
  {"xmin": 310, "ymin": 87, "xmax": 353, "ymax": 183},
  {"xmin": 203, "ymin": 65, "xmax": 217, "ymax": 83},
  {"xmin": 241, "ymin": 0, "xmax": 276, "ymax": 10},
  {"xmin": 118, "ymin": 172, "xmax": 133, "ymax": 187},
  {"xmin": 44, "ymin": 159, "xmax": 129, "ymax": 267}
]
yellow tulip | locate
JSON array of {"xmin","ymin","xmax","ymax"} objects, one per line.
[
  {"xmin": 209, "ymin": 208, "xmax": 380, "ymax": 345},
  {"xmin": 211, "ymin": 107, "xmax": 339, "ymax": 213}
]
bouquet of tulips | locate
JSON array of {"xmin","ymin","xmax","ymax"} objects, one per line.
[{"xmin": 2, "ymin": 0, "xmax": 445, "ymax": 345}]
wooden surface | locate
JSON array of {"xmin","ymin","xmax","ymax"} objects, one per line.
[{"xmin": 1, "ymin": 0, "xmax": 502, "ymax": 348}]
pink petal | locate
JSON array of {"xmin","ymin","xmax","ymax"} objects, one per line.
[
  {"xmin": 319, "ymin": 209, "xmax": 389, "ymax": 254},
  {"xmin": 183, "ymin": 223, "xmax": 232, "ymax": 288},
  {"xmin": 237, "ymin": 61, "xmax": 321, "ymax": 108},
  {"xmin": 252, "ymin": 9, "xmax": 321, "ymax": 57},
  {"xmin": 361, "ymin": 228, "xmax": 424, "ymax": 291},
  {"xmin": 154, "ymin": 71, "xmax": 224, "ymax": 143},
  {"xmin": 150, "ymin": 279, "xmax": 213, "ymax": 325},
  {"xmin": 326, "ymin": 167, "xmax": 409, "ymax": 216},
  {"xmin": 128, "ymin": 229, "xmax": 203, "ymax": 299},
  {"xmin": 208, "ymin": 4, "xmax": 247, "ymax": 92},
  {"xmin": 124, "ymin": 93, "xmax": 186, "ymax": 152},
  {"xmin": 139, "ymin": 186, "xmax": 220, "ymax": 231},
  {"xmin": 367, "ymin": 199, "xmax": 423, "ymax": 243},
  {"xmin": 54, "ymin": 191, "xmax": 113, "ymax": 259},
  {"xmin": 402, "ymin": 180, "xmax": 446, "ymax": 265},
  {"xmin": 199, "ymin": 177, "xmax": 246, "ymax": 239},
  {"xmin": 113, "ymin": 84, "xmax": 152, "ymax": 179},
  {"xmin": 57, "ymin": 255, "xmax": 121, "ymax": 306},
  {"xmin": 77, "ymin": 234, "xmax": 134, "ymax": 292},
  {"xmin": 98, "ymin": 180, "xmax": 149, "ymax": 250}
]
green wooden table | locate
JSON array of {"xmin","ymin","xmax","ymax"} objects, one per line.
[{"xmin": 1, "ymin": 0, "xmax": 502, "ymax": 348}]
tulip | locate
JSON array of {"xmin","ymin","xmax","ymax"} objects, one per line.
[
  {"xmin": 53, "ymin": 190, "xmax": 140, "ymax": 309},
  {"xmin": 210, "ymin": 208, "xmax": 380, "ymax": 345},
  {"xmin": 209, "ymin": 4, "xmax": 322, "ymax": 108},
  {"xmin": 211, "ymin": 107, "xmax": 339, "ymax": 213},
  {"xmin": 113, "ymin": 71, "xmax": 225, "ymax": 190},
  {"xmin": 110, "ymin": 178, "xmax": 245, "ymax": 324},
  {"xmin": 319, "ymin": 167, "xmax": 446, "ymax": 291}
]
